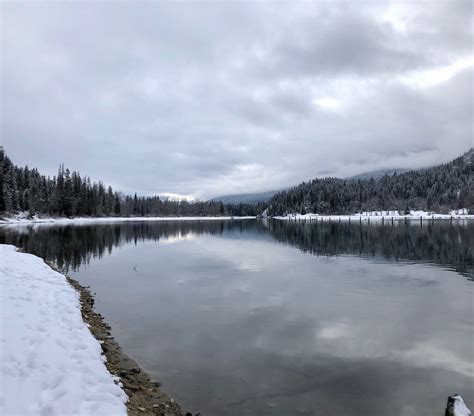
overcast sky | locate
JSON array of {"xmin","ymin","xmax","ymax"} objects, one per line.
[{"xmin": 1, "ymin": 1, "xmax": 473, "ymax": 199}]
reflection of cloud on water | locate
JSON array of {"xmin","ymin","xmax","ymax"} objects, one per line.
[
  {"xmin": 397, "ymin": 343, "xmax": 474, "ymax": 378},
  {"xmin": 318, "ymin": 320, "xmax": 353, "ymax": 340},
  {"xmin": 159, "ymin": 231, "xmax": 197, "ymax": 244},
  {"xmin": 313, "ymin": 318, "xmax": 474, "ymax": 379}
]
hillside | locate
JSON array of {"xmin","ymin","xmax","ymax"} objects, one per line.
[
  {"xmin": 211, "ymin": 189, "xmax": 282, "ymax": 204},
  {"xmin": 348, "ymin": 168, "xmax": 409, "ymax": 181},
  {"xmin": 267, "ymin": 149, "xmax": 474, "ymax": 216}
]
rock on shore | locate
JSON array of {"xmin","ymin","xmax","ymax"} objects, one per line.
[{"xmin": 446, "ymin": 395, "xmax": 472, "ymax": 416}]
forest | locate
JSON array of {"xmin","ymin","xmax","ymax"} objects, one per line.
[
  {"xmin": 0, "ymin": 148, "xmax": 265, "ymax": 218},
  {"xmin": 0, "ymin": 147, "xmax": 472, "ymax": 218},
  {"xmin": 266, "ymin": 149, "xmax": 473, "ymax": 216}
]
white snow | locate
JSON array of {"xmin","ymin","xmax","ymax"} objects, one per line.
[
  {"xmin": 0, "ymin": 245, "xmax": 128, "ymax": 416},
  {"xmin": 274, "ymin": 209, "xmax": 474, "ymax": 222},
  {"xmin": 1, "ymin": 211, "xmax": 472, "ymax": 225},
  {"xmin": 451, "ymin": 208, "xmax": 469, "ymax": 215},
  {"xmin": 0, "ymin": 212, "xmax": 256, "ymax": 225}
]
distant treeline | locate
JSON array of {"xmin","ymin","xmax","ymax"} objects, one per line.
[
  {"xmin": 1, "ymin": 147, "xmax": 472, "ymax": 218},
  {"xmin": 0, "ymin": 149, "xmax": 264, "ymax": 218},
  {"xmin": 266, "ymin": 149, "xmax": 473, "ymax": 216}
]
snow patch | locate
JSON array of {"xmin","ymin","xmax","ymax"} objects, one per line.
[
  {"xmin": 0, "ymin": 245, "xmax": 127, "ymax": 416},
  {"xmin": 0, "ymin": 212, "xmax": 255, "ymax": 225},
  {"xmin": 274, "ymin": 209, "xmax": 473, "ymax": 222}
]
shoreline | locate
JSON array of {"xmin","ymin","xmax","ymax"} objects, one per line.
[
  {"xmin": 273, "ymin": 212, "xmax": 474, "ymax": 222},
  {"xmin": 0, "ymin": 215, "xmax": 256, "ymax": 225},
  {"xmin": 1, "ymin": 243, "xmax": 192, "ymax": 415},
  {"xmin": 0, "ymin": 245, "xmax": 128, "ymax": 415},
  {"xmin": 61, "ymin": 270, "xmax": 191, "ymax": 416},
  {"xmin": 1, "ymin": 211, "xmax": 473, "ymax": 226}
]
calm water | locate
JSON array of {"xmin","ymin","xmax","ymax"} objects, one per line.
[{"xmin": 1, "ymin": 220, "xmax": 473, "ymax": 415}]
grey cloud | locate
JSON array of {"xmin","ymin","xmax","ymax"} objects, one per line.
[
  {"xmin": 1, "ymin": 1, "xmax": 472, "ymax": 199},
  {"xmin": 267, "ymin": 15, "xmax": 423, "ymax": 79}
]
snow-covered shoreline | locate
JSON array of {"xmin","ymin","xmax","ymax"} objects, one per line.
[
  {"xmin": 1, "ymin": 210, "xmax": 473, "ymax": 226},
  {"xmin": 0, "ymin": 245, "xmax": 128, "ymax": 415},
  {"xmin": 274, "ymin": 209, "xmax": 474, "ymax": 222},
  {"xmin": 0, "ymin": 213, "xmax": 256, "ymax": 225}
]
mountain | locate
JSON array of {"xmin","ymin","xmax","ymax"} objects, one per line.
[
  {"xmin": 348, "ymin": 168, "xmax": 409, "ymax": 181},
  {"xmin": 267, "ymin": 148, "xmax": 474, "ymax": 216},
  {"xmin": 211, "ymin": 189, "xmax": 282, "ymax": 204},
  {"xmin": 159, "ymin": 193, "xmax": 196, "ymax": 203}
]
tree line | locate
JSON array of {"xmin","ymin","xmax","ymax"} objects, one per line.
[
  {"xmin": 1, "ymin": 147, "xmax": 472, "ymax": 218},
  {"xmin": 266, "ymin": 149, "xmax": 473, "ymax": 216},
  {"xmin": 0, "ymin": 148, "xmax": 264, "ymax": 218}
]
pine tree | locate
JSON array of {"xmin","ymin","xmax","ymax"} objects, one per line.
[
  {"xmin": 0, "ymin": 147, "xmax": 5, "ymax": 213},
  {"xmin": 4, "ymin": 166, "xmax": 19, "ymax": 212}
]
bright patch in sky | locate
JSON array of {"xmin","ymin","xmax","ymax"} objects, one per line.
[
  {"xmin": 382, "ymin": 3, "xmax": 411, "ymax": 33},
  {"xmin": 403, "ymin": 57, "xmax": 474, "ymax": 89},
  {"xmin": 313, "ymin": 97, "xmax": 343, "ymax": 111}
]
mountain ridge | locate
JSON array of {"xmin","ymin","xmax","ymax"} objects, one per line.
[
  {"xmin": 210, "ymin": 189, "xmax": 283, "ymax": 204},
  {"xmin": 266, "ymin": 148, "xmax": 474, "ymax": 215},
  {"xmin": 348, "ymin": 168, "xmax": 410, "ymax": 181}
]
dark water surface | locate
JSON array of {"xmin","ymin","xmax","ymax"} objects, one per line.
[{"xmin": 1, "ymin": 219, "xmax": 473, "ymax": 415}]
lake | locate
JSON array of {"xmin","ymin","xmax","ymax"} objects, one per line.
[{"xmin": 1, "ymin": 219, "xmax": 473, "ymax": 415}]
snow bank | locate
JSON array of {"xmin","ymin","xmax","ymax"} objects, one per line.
[
  {"xmin": 0, "ymin": 245, "xmax": 127, "ymax": 416},
  {"xmin": 274, "ymin": 209, "xmax": 474, "ymax": 222},
  {"xmin": 0, "ymin": 212, "xmax": 256, "ymax": 225}
]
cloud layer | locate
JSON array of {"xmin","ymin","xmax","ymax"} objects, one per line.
[{"xmin": 2, "ymin": 1, "xmax": 472, "ymax": 198}]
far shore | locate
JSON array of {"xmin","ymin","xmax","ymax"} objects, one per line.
[
  {"xmin": 1, "ymin": 210, "xmax": 473, "ymax": 226},
  {"xmin": 0, "ymin": 214, "xmax": 257, "ymax": 225},
  {"xmin": 274, "ymin": 211, "xmax": 474, "ymax": 222}
]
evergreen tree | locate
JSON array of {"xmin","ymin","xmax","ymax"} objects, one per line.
[
  {"xmin": 0, "ymin": 147, "xmax": 5, "ymax": 213},
  {"xmin": 4, "ymin": 166, "xmax": 19, "ymax": 212}
]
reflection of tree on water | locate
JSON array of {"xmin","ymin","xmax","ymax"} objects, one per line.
[
  {"xmin": 0, "ymin": 219, "xmax": 472, "ymax": 280},
  {"xmin": 264, "ymin": 220, "xmax": 474, "ymax": 280},
  {"xmin": 0, "ymin": 221, "xmax": 262, "ymax": 273}
]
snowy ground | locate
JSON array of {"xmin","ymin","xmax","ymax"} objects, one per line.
[
  {"xmin": 0, "ymin": 245, "xmax": 127, "ymax": 416},
  {"xmin": 274, "ymin": 209, "xmax": 473, "ymax": 222},
  {"xmin": 2, "ymin": 210, "xmax": 473, "ymax": 225},
  {"xmin": 0, "ymin": 212, "xmax": 256, "ymax": 225}
]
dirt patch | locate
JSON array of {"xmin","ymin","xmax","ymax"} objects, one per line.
[{"xmin": 62, "ymin": 270, "xmax": 197, "ymax": 416}]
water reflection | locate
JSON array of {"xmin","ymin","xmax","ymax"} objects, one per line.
[
  {"xmin": 266, "ymin": 219, "xmax": 474, "ymax": 279},
  {"xmin": 0, "ymin": 221, "xmax": 265, "ymax": 272},
  {"xmin": 1, "ymin": 219, "xmax": 472, "ymax": 279},
  {"xmin": 0, "ymin": 220, "xmax": 473, "ymax": 415}
]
